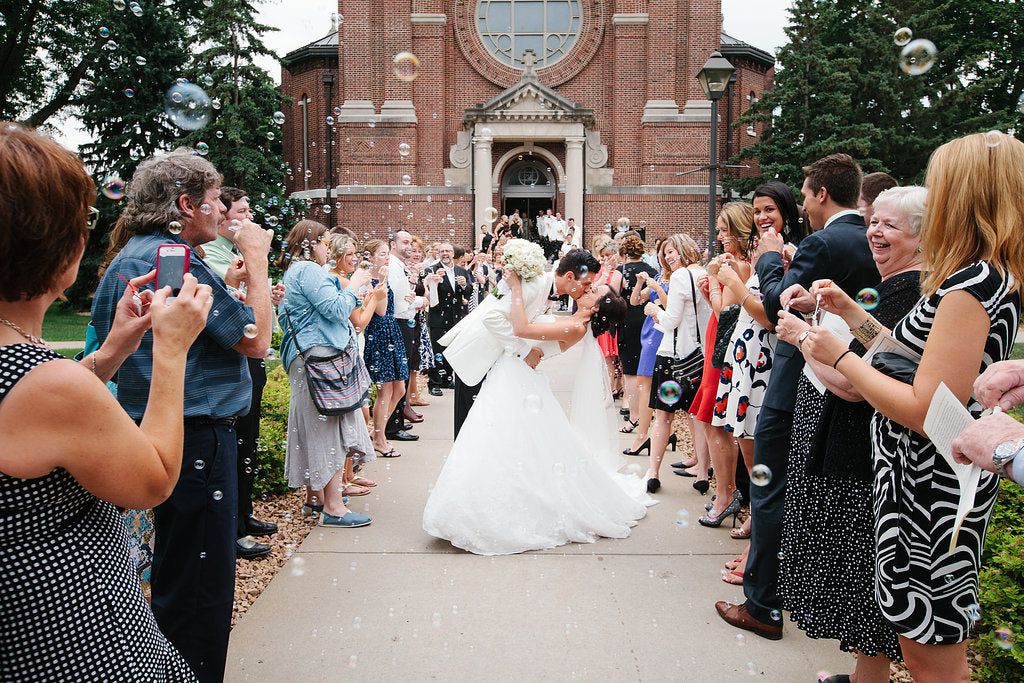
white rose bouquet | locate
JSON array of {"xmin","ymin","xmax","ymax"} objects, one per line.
[{"xmin": 501, "ymin": 239, "xmax": 545, "ymax": 281}]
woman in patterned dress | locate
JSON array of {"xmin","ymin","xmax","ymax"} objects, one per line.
[
  {"xmin": 593, "ymin": 239, "xmax": 624, "ymax": 399},
  {"xmin": 775, "ymin": 186, "xmax": 928, "ymax": 682},
  {"xmin": 615, "ymin": 235, "xmax": 660, "ymax": 430},
  {"xmin": 0, "ymin": 123, "xmax": 201, "ymax": 680},
  {"xmin": 799, "ymin": 133, "xmax": 1024, "ymax": 682},
  {"xmin": 361, "ymin": 238, "xmax": 411, "ymax": 458}
]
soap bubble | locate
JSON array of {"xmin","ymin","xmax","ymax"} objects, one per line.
[
  {"xmin": 899, "ymin": 39, "xmax": 937, "ymax": 76},
  {"xmin": 616, "ymin": 217, "xmax": 630, "ymax": 231},
  {"xmin": 168, "ymin": 221, "xmax": 183, "ymax": 235},
  {"xmin": 243, "ymin": 324, "xmax": 258, "ymax": 338},
  {"xmin": 401, "ymin": 174, "xmax": 412, "ymax": 185},
  {"xmin": 195, "ymin": 142, "xmax": 209, "ymax": 156},
  {"xmin": 165, "ymin": 82, "xmax": 212, "ymax": 131},
  {"xmin": 993, "ymin": 627, "xmax": 1015, "ymax": 650},
  {"xmin": 393, "ymin": 52, "xmax": 420, "ymax": 81},
  {"xmin": 398, "ymin": 142, "xmax": 411, "ymax": 156},
  {"xmin": 770, "ymin": 609, "xmax": 781, "ymax": 621},
  {"xmin": 101, "ymin": 175, "xmax": 125, "ymax": 200},
  {"xmin": 212, "ymin": 490, "xmax": 223, "ymax": 501},
  {"xmin": 113, "ymin": 0, "xmax": 126, "ymax": 10},
  {"xmin": 200, "ymin": 203, "xmax": 212, "ymax": 215},
  {"xmin": 82, "ymin": 80, "xmax": 96, "ymax": 93},
  {"xmin": 431, "ymin": 612, "xmax": 442, "ymax": 627},
  {"xmin": 484, "ymin": 206, "xmax": 498, "ymax": 223},
  {"xmin": 326, "ymin": 115, "xmax": 334, "ymax": 126},
  {"xmin": 894, "ymin": 27, "xmax": 913, "ymax": 46},
  {"xmin": 855, "ymin": 287, "xmax": 879, "ymax": 310},
  {"xmin": 273, "ymin": 111, "xmax": 286, "ymax": 125},
  {"xmin": 675, "ymin": 510, "xmax": 690, "ymax": 527},
  {"xmin": 984, "ymin": 130, "xmax": 1003, "ymax": 147},
  {"xmin": 99, "ymin": 26, "xmax": 110, "ymax": 38},
  {"xmin": 135, "ymin": 55, "xmax": 147, "ymax": 66},
  {"xmin": 657, "ymin": 380, "xmax": 681, "ymax": 405},
  {"xmin": 523, "ymin": 394, "xmax": 542, "ymax": 413},
  {"xmin": 211, "ymin": 98, "xmax": 221, "ymax": 109},
  {"xmin": 194, "ymin": 459, "xmax": 205, "ymax": 470},
  {"xmin": 124, "ymin": 88, "xmax": 135, "ymax": 98},
  {"xmin": 129, "ymin": 1, "xmax": 143, "ymax": 16},
  {"xmin": 266, "ymin": 131, "xmax": 275, "ymax": 141},
  {"xmin": 334, "ymin": 106, "xmax": 342, "ymax": 116},
  {"xmin": 750, "ymin": 464, "xmax": 772, "ymax": 486}
]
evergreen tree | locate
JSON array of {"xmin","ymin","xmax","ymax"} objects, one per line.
[
  {"xmin": 176, "ymin": 0, "xmax": 286, "ymax": 211},
  {"xmin": 731, "ymin": 0, "xmax": 1024, "ymax": 194}
]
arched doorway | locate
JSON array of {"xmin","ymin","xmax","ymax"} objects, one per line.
[{"xmin": 500, "ymin": 159, "xmax": 556, "ymax": 231}]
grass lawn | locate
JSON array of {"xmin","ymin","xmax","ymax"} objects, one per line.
[
  {"xmin": 53, "ymin": 348, "xmax": 84, "ymax": 359},
  {"xmin": 41, "ymin": 303, "xmax": 91, "ymax": 341}
]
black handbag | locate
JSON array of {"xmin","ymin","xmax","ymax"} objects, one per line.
[
  {"xmin": 711, "ymin": 304, "xmax": 740, "ymax": 369},
  {"xmin": 870, "ymin": 351, "xmax": 919, "ymax": 385},
  {"xmin": 670, "ymin": 271, "xmax": 705, "ymax": 387}
]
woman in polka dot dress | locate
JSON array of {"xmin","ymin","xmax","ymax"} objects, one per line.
[{"xmin": 0, "ymin": 124, "xmax": 201, "ymax": 680}]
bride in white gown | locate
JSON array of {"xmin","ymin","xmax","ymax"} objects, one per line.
[{"xmin": 422, "ymin": 274, "xmax": 656, "ymax": 555}]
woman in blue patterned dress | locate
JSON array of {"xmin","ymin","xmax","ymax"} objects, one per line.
[
  {"xmin": 799, "ymin": 132, "xmax": 1024, "ymax": 682},
  {"xmin": 362, "ymin": 238, "xmax": 410, "ymax": 458}
]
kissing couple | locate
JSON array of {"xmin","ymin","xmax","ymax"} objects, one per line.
[{"xmin": 422, "ymin": 242, "xmax": 656, "ymax": 556}]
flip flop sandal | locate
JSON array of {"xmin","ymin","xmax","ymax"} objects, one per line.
[
  {"xmin": 342, "ymin": 484, "xmax": 371, "ymax": 496},
  {"xmin": 724, "ymin": 557, "xmax": 743, "ymax": 570},
  {"xmin": 375, "ymin": 448, "xmax": 402, "ymax": 458},
  {"xmin": 721, "ymin": 570, "xmax": 744, "ymax": 585},
  {"xmin": 350, "ymin": 476, "xmax": 377, "ymax": 487}
]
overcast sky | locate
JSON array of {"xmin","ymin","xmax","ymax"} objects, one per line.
[{"xmin": 57, "ymin": 0, "xmax": 795, "ymax": 150}]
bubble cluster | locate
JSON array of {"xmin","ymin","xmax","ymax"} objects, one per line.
[
  {"xmin": 165, "ymin": 82, "xmax": 212, "ymax": 131},
  {"xmin": 657, "ymin": 380, "xmax": 681, "ymax": 405},
  {"xmin": 101, "ymin": 175, "xmax": 125, "ymax": 200},
  {"xmin": 750, "ymin": 464, "xmax": 772, "ymax": 486},
  {"xmin": 392, "ymin": 52, "xmax": 420, "ymax": 82},
  {"xmin": 899, "ymin": 38, "xmax": 937, "ymax": 76},
  {"xmin": 855, "ymin": 287, "xmax": 879, "ymax": 310}
]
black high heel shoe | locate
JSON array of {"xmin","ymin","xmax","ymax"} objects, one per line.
[
  {"xmin": 623, "ymin": 438, "xmax": 651, "ymax": 456},
  {"xmin": 698, "ymin": 491, "xmax": 743, "ymax": 528},
  {"xmin": 667, "ymin": 433, "xmax": 678, "ymax": 451},
  {"xmin": 693, "ymin": 480, "xmax": 710, "ymax": 495},
  {"xmin": 646, "ymin": 477, "xmax": 661, "ymax": 493}
]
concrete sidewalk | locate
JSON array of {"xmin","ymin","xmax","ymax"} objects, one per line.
[{"xmin": 226, "ymin": 345, "xmax": 851, "ymax": 681}]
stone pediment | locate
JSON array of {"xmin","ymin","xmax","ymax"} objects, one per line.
[{"xmin": 464, "ymin": 50, "xmax": 594, "ymax": 126}]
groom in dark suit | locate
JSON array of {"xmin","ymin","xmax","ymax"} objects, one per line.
[
  {"xmin": 425, "ymin": 242, "xmax": 470, "ymax": 395},
  {"xmin": 716, "ymin": 154, "xmax": 881, "ymax": 639}
]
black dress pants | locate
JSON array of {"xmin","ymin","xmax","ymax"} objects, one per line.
[
  {"xmin": 386, "ymin": 319, "xmax": 419, "ymax": 436},
  {"xmin": 742, "ymin": 406, "xmax": 793, "ymax": 625},
  {"xmin": 235, "ymin": 356, "xmax": 266, "ymax": 536},
  {"xmin": 151, "ymin": 423, "xmax": 237, "ymax": 683},
  {"xmin": 453, "ymin": 371, "xmax": 482, "ymax": 438},
  {"xmin": 427, "ymin": 325, "xmax": 454, "ymax": 389}
]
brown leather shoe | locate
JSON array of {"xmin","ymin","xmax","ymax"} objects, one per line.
[{"xmin": 714, "ymin": 601, "xmax": 782, "ymax": 640}]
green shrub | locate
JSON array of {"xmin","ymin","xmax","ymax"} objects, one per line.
[
  {"xmin": 253, "ymin": 362, "xmax": 290, "ymax": 498},
  {"xmin": 974, "ymin": 479, "xmax": 1024, "ymax": 681}
]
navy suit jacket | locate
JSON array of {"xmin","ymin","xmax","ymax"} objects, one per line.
[{"xmin": 755, "ymin": 213, "xmax": 880, "ymax": 412}]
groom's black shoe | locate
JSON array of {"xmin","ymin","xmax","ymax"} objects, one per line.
[
  {"xmin": 388, "ymin": 429, "xmax": 419, "ymax": 441},
  {"xmin": 429, "ymin": 387, "xmax": 443, "ymax": 397}
]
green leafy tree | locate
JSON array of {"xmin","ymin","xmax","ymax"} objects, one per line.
[
  {"xmin": 176, "ymin": 0, "xmax": 286, "ymax": 211},
  {"xmin": 731, "ymin": 0, "xmax": 1024, "ymax": 194}
]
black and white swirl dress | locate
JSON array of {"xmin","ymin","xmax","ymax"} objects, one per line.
[{"xmin": 871, "ymin": 262, "xmax": 1019, "ymax": 644}]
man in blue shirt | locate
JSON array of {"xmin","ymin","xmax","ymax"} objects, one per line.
[{"xmin": 92, "ymin": 150, "xmax": 273, "ymax": 682}]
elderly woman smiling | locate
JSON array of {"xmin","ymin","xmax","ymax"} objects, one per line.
[{"xmin": 774, "ymin": 186, "xmax": 927, "ymax": 683}]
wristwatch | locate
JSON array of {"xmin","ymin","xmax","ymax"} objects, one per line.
[{"xmin": 992, "ymin": 438, "xmax": 1024, "ymax": 477}]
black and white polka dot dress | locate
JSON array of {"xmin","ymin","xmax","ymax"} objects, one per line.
[
  {"xmin": 872, "ymin": 262, "xmax": 1019, "ymax": 644},
  {"xmin": 0, "ymin": 344, "xmax": 196, "ymax": 681}
]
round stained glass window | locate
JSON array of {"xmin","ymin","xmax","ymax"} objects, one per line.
[{"xmin": 476, "ymin": 0, "xmax": 582, "ymax": 69}]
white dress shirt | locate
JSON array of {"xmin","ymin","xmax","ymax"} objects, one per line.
[{"xmin": 389, "ymin": 254, "xmax": 422, "ymax": 320}]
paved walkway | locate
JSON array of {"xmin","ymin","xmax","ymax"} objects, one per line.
[{"xmin": 226, "ymin": 345, "xmax": 851, "ymax": 681}]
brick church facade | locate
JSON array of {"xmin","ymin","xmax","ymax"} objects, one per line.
[{"xmin": 280, "ymin": 1, "xmax": 774, "ymax": 250}]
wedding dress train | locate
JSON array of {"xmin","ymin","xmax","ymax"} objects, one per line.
[{"xmin": 422, "ymin": 332, "xmax": 653, "ymax": 555}]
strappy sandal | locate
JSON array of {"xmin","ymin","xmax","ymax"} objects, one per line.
[
  {"xmin": 730, "ymin": 526, "xmax": 751, "ymax": 540},
  {"xmin": 374, "ymin": 447, "xmax": 401, "ymax": 458},
  {"xmin": 721, "ymin": 570, "xmax": 744, "ymax": 585},
  {"xmin": 724, "ymin": 557, "xmax": 743, "ymax": 570},
  {"xmin": 342, "ymin": 483, "xmax": 371, "ymax": 496},
  {"xmin": 619, "ymin": 419, "xmax": 639, "ymax": 433},
  {"xmin": 350, "ymin": 476, "xmax": 377, "ymax": 487}
]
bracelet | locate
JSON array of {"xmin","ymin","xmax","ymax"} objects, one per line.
[
  {"xmin": 851, "ymin": 315, "xmax": 882, "ymax": 346},
  {"xmin": 90, "ymin": 351, "xmax": 98, "ymax": 376},
  {"xmin": 740, "ymin": 291, "xmax": 752, "ymax": 307},
  {"xmin": 709, "ymin": 292, "xmax": 722, "ymax": 299},
  {"xmin": 832, "ymin": 349, "xmax": 854, "ymax": 369}
]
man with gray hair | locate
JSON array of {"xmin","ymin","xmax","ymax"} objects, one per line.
[
  {"xmin": 424, "ymin": 241, "xmax": 470, "ymax": 395},
  {"xmin": 91, "ymin": 149, "xmax": 273, "ymax": 681}
]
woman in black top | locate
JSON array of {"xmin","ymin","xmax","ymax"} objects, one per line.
[{"xmin": 615, "ymin": 234, "xmax": 659, "ymax": 430}]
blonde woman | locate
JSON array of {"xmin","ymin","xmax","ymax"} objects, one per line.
[{"xmin": 799, "ymin": 132, "xmax": 1024, "ymax": 682}]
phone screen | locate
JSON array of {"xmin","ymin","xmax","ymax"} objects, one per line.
[{"xmin": 156, "ymin": 245, "xmax": 190, "ymax": 295}]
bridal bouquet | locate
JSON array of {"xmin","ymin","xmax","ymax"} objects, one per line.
[{"xmin": 501, "ymin": 239, "xmax": 545, "ymax": 281}]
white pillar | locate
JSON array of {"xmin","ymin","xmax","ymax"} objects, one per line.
[
  {"xmin": 473, "ymin": 133, "xmax": 493, "ymax": 250},
  {"xmin": 565, "ymin": 136, "xmax": 585, "ymax": 244}
]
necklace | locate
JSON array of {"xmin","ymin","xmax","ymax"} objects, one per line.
[{"xmin": 0, "ymin": 317, "xmax": 47, "ymax": 346}]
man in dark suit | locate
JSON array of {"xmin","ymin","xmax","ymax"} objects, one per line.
[
  {"xmin": 425, "ymin": 242, "xmax": 470, "ymax": 395},
  {"xmin": 716, "ymin": 154, "xmax": 881, "ymax": 640}
]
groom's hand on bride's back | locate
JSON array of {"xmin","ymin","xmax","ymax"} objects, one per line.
[{"xmin": 524, "ymin": 347, "xmax": 543, "ymax": 369}]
